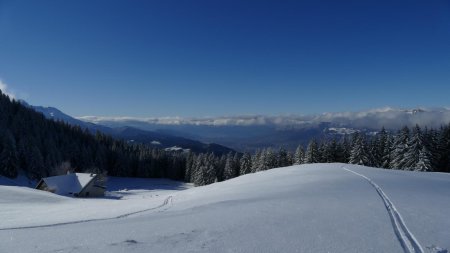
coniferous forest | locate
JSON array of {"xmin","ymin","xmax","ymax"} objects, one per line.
[{"xmin": 1, "ymin": 90, "xmax": 450, "ymax": 186}]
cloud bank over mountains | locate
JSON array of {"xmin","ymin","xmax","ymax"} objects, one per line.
[{"xmin": 78, "ymin": 107, "xmax": 450, "ymax": 130}]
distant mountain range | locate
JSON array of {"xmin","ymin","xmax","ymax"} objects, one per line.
[
  {"xmin": 78, "ymin": 107, "xmax": 450, "ymax": 151},
  {"xmin": 22, "ymin": 100, "xmax": 450, "ymax": 152},
  {"xmin": 21, "ymin": 101, "xmax": 235, "ymax": 155}
]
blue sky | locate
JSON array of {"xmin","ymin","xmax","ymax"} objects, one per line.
[{"xmin": 0, "ymin": 0, "xmax": 449, "ymax": 117}]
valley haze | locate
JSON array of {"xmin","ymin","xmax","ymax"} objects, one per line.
[
  {"xmin": 78, "ymin": 107, "xmax": 450, "ymax": 129},
  {"xmin": 75, "ymin": 107, "xmax": 450, "ymax": 151}
]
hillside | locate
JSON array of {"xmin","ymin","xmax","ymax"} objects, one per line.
[
  {"xmin": 27, "ymin": 102, "xmax": 235, "ymax": 155},
  {"xmin": 1, "ymin": 164, "xmax": 448, "ymax": 253},
  {"xmin": 110, "ymin": 126, "xmax": 235, "ymax": 155},
  {"xmin": 0, "ymin": 91, "xmax": 187, "ymax": 180}
]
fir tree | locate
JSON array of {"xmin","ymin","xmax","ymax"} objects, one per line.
[
  {"xmin": 251, "ymin": 149, "xmax": 262, "ymax": 172},
  {"xmin": 390, "ymin": 126, "xmax": 410, "ymax": 169},
  {"xmin": 294, "ymin": 145, "xmax": 305, "ymax": 165},
  {"xmin": 277, "ymin": 148, "xmax": 290, "ymax": 167},
  {"xmin": 305, "ymin": 139, "xmax": 320, "ymax": 164},
  {"xmin": 349, "ymin": 133, "xmax": 370, "ymax": 166},
  {"xmin": 223, "ymin": 152, "xmax": 238, "ymax": 180},
  {"xmin": 0, "ymin": 130, "xmax": 19, "ymax": 178},
  {"xmin": 403, "ymin": 125, "xmax": 432, "ymax": 171},
  {"xmin": 239, "ymin": 152, "xmax": 252, "ymax": 175}
]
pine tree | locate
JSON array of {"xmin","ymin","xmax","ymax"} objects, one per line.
[
  {"xmin": 192, "ymin": 153, "xmax": 217, "ymax": 186},
  {"xmin": 205, "ymin": 153, "xmax": 218, "ymax": 183},
  {"xmin": 438, "ymin": 124, "xmax": 450, "ymax": 172},
  {"xmin": 340, "ymin": 135, "xmax": 351, "ymax": 163},
  {"xmin": 390, "ymin": 126, "xmax": 410, "ymax": 169},
  {"xmin": 184, "ymin": 152, "xmax": 194, "ymax": 182},
  {"xmin": 380, "ymin": 134, "xmax": 393, "ymax": 169},
  {"xmin": 233, "ymin": 153, "xmax": 241, "ymax": 176},
  {"xmin": 415, "ymin": 146, "xmax": 433, "ymax": 172},
  {"xmin": 305, "ymin": 139, "xmax": 320, "ymax": 163},
  {"xmin": 251, "ymin": 149, "xmax": 262, "ymax": 172},
  {"xmin": 223, "ymin": 152, "xmax": 238, "ymax": 180},
  {"xmin": 373, "ymin": 127, "xmax": 389, "ymax": 167},
  {"xmin": 277, "ymin": 148, "xmax": 290, "ymax": 167},
  {"xmin": 0, "ymin": 130, "xmax": 19, "ymax": 178},
  {"xmin": 239, "ymin": 152, "xmax": 252, "ymax": 175},
  {"xmin": 318, "ymin": 142, "xmax": 327, "ymax": 163},
  {"xmin": 294, "ymin": 145, "xmax": 305, "ymax": 165},
  {"xmin": 402, "ymin": 125, "xmax": 433, "ymax": 171},
  {"xmin": 263, "ymin": 148, "xmax": 277, "ymax": 170},
  {"xmin": 425, "ymin": 128, "xmax": 442, "ymax": 171},
  {"xmin": 324, "ymin": 139, "xmax": 340, "ymax": 163},
  {"xmin": 349, "ymin": 133, "xmax": 370, "ymax": 166}
]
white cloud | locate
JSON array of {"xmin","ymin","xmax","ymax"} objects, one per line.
[{"xmin": 0, "ymin": 79, "xmax": 15, "ymax": 99}]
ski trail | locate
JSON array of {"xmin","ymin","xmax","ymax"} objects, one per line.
[
  {"xmin": 342, "ymin": 167, "xmax": 424, "ymax": 253},
  {"xmin": 0, "ymin": 196, "xmax": 173, "ymax": 231}
]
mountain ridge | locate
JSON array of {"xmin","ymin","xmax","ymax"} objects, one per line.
[
  {"xmin": 22, "ymin": 101, "xmax": 236, "ymax": 155},
  {"xmin": 77, "ymin": 107, "xmax": 450, "ymax": 151}
]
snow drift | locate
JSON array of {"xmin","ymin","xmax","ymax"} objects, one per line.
[{"xmin": 0, "ymin": 164, "xmax": 449, "ymax": 253}]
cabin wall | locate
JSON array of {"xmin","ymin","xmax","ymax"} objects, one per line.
[
  {"xmin": 36, "ymin": 181, "xmax": 56, "ymax": 193},
  {"xmin": 78, "ymin": 177, "xmax": 105, "ymax": 197}
]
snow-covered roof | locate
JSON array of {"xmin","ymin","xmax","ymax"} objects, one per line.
[{"xmin": 41, "ymin": 173, "xmax": 96, "ymax": 196}]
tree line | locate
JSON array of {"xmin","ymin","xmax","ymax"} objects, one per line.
[
  {"xmin": 1, "ymin": 90, "xmax": 450, "ymax": 187},
  {"xmin": 180, "ymin": 124, "xmax": 450, "ymax": 185},
  {"xmin": 0, "ymin": 91, "xmax": 185, "ymax": 180}
]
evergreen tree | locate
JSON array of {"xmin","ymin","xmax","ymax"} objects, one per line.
[
  {"xmin": 340, "ymin": 135, "xmax": 351, "ymax": 163},
  {"xmin": 380, "ymin": 134, "xmax": 393, "ymax": 169},
  {"xmin": 262, "ymin": 148, "xmax": 277, "ymax": 170},
  {"xmin": 437, "ymin": 124, "xmax": 450, "ymax": 172},
  {"xmin": 251, "ymin": 149, "xmax": 262, "ymax": 173},
  {"xmin": 184, "ymin": 152, "xmax": 194, "ymax": 182},
  {"xmin": 239, "ymin": 152, "xmax": 252, "ymax": 175},
  {"xmin": 0, "ymin": 130, "xmax": 19, "ymax": 178},
  {"xmin": 390, "ymin": 126, "xmax": 410, "ymax": 169},
  {"xmin": 402, "ymin": 125, "xmax": 432, "ymax": 171},
  {"xmin": 294, "ymin": 145, "xmax": 305, "ymax": 165},
  {"xmin": 277, "ymin": 148, "xmax": 290, "ymax": 167},
  {"xmin": 233, "ymin": 152, "xmax": 241, "ymax": 176},
  {"xmin": 324, "ymin": 139, "xmax": 340, "ymax": 163},
  {"xmin": 305, "ymin": 139, "xmax": 320, "ymax": 163},
  {"xmin": 223, "ymin": 152, "xmax": 238, "ymax": 180},
  {"xmin": 349, "ymin": 133, "xmax": 370, "ymax": 166},
  {"xmin": 425, "ymin": 128, "xmax": 442, "ymax": 171},
  {"xmin": 192, "ymin": 153, "xmax": 213, "ymax": 186}
]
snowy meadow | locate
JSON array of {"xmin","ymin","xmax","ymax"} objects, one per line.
[{"xmin": 1, "ymin": 164, "xmax": 449, "ymax": 253}]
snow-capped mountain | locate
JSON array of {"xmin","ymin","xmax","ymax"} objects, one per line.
[{"xmin": 19, "ymin": 100, "xmax": 110, "ymax": 133}]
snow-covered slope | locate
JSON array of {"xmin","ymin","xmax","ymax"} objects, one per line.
[
  {"xmin": 0, "ymin": 174, "xmax": 36, "ymax": 187},
  {"xmin": 0, "ymin": 164, "xmax": 449, "ymax": 253}
]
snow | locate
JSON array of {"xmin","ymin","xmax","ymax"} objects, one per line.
[
  {"xmin": 1, "ymin": 164, "xmax": 449, "ymax": 253},
  {"xmin": 328, "ymin": 127, "xmax": 358, "ymax": 135},
  {"xmin": 164, "ymin": 146, "xmax": 189, "ymax": 152},
  {"xmin": 151, "ymin": 140, "xmax": 161, "ymax": 145},
  {"xmin": 0, "ymin": 174, "xmax": 35, "ymax": 187},
  {"xmin": 0, "ymin": 177, "xmax": 190, "ymax": 229},
  {"xmin": 40, "ymin": 173, "xmax": 96, "ymax": 195}
]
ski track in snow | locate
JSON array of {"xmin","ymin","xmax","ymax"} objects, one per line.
[
  {"xmin": 342, "ymin": 166, "xmax": 424, "ymax": 253},
  {"xmin": 0, "ymin": 196, "xmax": 173, "ymax": 231}
]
